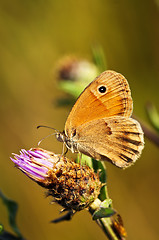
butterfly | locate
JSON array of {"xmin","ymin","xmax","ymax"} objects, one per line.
[{"xmin": 56, "ymin": 70, "xmax": 144, "ymax": 168}]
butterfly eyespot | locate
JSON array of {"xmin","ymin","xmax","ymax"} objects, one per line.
[{"xmin": 98, "ymin": 86, "xmax": 107, "ymax": 94}]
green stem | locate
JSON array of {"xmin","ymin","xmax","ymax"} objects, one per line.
[{"xmin": 89, "ymin": 199, "xmax": 121, "ymax": 240}]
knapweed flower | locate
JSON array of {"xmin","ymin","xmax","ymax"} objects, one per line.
[{"xmin": 11, "ymin": 148, "xmax": 102, "ymax": 211}]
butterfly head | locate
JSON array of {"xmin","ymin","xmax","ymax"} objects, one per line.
[
  {"xmin": 55, "ymin": 131, "xmax": 66, "ymax": 143},
  {"xmin": 56, "ymin": 130, "xmax": 78, "ymax": 153}
]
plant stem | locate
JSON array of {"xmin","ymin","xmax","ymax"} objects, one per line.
[
  {"xmin": 89, "ymin": 199, "xmax": 122, "ymax": 240},
  {"xmin": 133, "ymin": 115, "xmax": 159, "ymax": 147}
]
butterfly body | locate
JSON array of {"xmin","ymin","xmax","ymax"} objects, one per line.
[
  {"xmin": 56, "ymin": 70, "xmax": 144, "ymax": 168},
  {"xmin": 56, "ymin": 130, "xmax": 78, "ymax": 153}
]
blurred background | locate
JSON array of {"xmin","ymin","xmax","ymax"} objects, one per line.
[{"xmin": 0, "ymin": 0, "xmax": 159, "ymax": 239}]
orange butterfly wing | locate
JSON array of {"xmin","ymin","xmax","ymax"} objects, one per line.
[{"xmin": 65, "ymin": 70, "xmax": 133, "ymax": 137}]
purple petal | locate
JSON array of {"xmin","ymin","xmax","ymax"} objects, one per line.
[
  {"xmin": 18, "ymin": 165, "xmax": 47, "ymax": 181},
  {"xmin": 10, "ymin": 148, "xmax": 56, "ymax": 182},
  {"xmin": 31, "ymin": 157, "xmax": 53, "ymax": 168},
  {"xmin": 28, "ymin": 149, "xmax": 50, "ymax": 159}
]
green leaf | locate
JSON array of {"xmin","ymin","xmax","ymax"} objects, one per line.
[
  {"xmin": 76, "ymin": 154, "xmax": 93, "ymax": 169},
  {"xmin": 58, "ymin": 81, "xmax": 87, "ymax": 98},
  {"xmin": 0, "ymin": 224, "xmax": 4, "ymax": 234},
  {"xmin": 92, "ymin": 207, "xmax": 116, "ymax": 220},
  {"xmin": 0, "ymin": 191, "xmax": 23, "ymax": 238}
]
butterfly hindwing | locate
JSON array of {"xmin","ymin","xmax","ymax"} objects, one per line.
[{"xmin": 74, "ymin": 116, "xmax": 144, "ymax": 168}]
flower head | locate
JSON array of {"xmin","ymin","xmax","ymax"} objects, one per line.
[
  {"xmin": 11, "ymin": 148, "xmax": 57, "ymax": 183},
  {"xmin": 11, "ymin": 148, "xmax": 102, "ymax": 211}
]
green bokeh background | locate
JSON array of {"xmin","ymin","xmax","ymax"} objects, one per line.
[{"xmin": 0, "ymin": 1, "xmax": 159, "ymax": 239}]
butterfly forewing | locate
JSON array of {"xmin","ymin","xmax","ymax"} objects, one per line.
[{"xmin": 65, "ymin": 70, "xmax": 133, "ymax": 137}]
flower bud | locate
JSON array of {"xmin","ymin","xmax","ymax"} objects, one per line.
[
  {"xmin": 11, "ymin": 148, "xmax": 102, "ymax": 211},
  {"xmin": 56, "ymin": 56, "xmax": 98, "ymax": 83}
]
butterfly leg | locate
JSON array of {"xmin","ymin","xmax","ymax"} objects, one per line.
[
  {"xmin": 63, "ymin": 146, "xmax": 68, "ymax": 155},
  {"xmin": 77, "ymin": 153, "xmax": 84, "ymax": 176},
  {"xmin": 56, "ymin": 143, "xmax": 67, "ymax": 163}
]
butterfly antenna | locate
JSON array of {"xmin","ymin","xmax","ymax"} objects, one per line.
[
  {"xmin": 38, "ymin": 132, "xmax": 57, "ymax": 146},
  {"xmin": 37, "ymin": 125, "xmax": 60, "ymax": 146},
  {"xmin": 37, "ymin": 125, "xmax": 60, "ymax": 133}
]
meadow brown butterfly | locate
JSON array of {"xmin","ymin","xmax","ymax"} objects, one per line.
[{"xmin": 56, "ymin": 70, "xmax": 144, "ymax": 168}]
